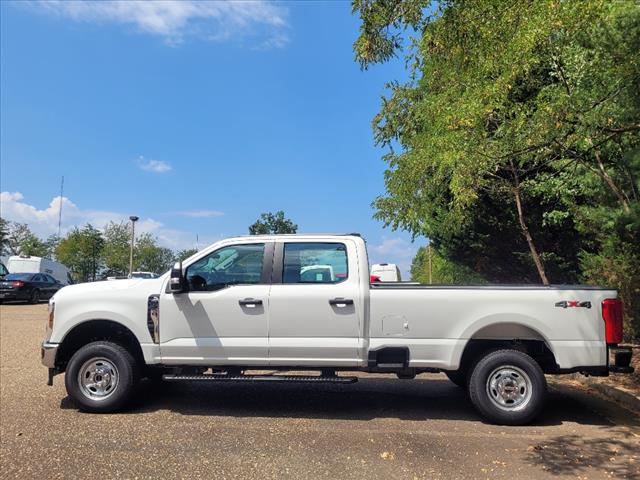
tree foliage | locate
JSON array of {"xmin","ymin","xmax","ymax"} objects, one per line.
[
  {"xmin": 1, "ymin": 219, "xmax": 197, "ymax": 280},
  {"xmin": 249, "ymin": 211, "xmax": 298, "ymax": 235},
  {"xmin": 135, "ymin": 233, "xmax": 174, "ymax": 274},
  {"xmin": 0, "ymin": 219, "xmax": 51, "ymax": 257},
  {"xmin": 175, "ymin": 248, "xmax": 198, "ymax": 262},
  {"xmin": 102, "ymin": 221, "xmax": 132, "ymax": 277},
  {"xmin": 354, "ymin": 0, "xmax": 640, "ymax": 338},
  {"xmin": 411, "ymin": 245, "xmax": 485, "ymax": 284},
  {"xmin": 0, "ymin": 218, "xmax": 10, "ymax": 256},
  {"xmin": 56, "ymin": 225, "xmax": 104, "ymax": 282}
]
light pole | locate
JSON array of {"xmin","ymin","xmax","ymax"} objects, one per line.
[{"xmin": 129, "ymin": 215, "xmax": 139, "ymax": 278}]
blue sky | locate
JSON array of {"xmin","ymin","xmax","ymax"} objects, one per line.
[{"xmin": 0, "ymin": 0, "xmax": 422, "ymax": 277}]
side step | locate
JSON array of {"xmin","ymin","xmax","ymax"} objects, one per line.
[{"xmin": 162, "ymin": 374, "xmax": 358, "ymax": 384}]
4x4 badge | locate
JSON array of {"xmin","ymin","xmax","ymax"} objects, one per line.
[{"xmin": 555, "ymin": 301, "xmax": 592, "ymax": 309}]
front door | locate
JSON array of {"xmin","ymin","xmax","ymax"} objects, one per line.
[
  {"xmin": 268, "ymin": 241, "xmax": 362, "ymax": 367},
  {"xmin": 159, "ymin": 242, "xmax": 272, "ymax": 366}
]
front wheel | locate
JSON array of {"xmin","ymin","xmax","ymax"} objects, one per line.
[
  {"xmin": 468, "ymin": 349, "xmax": 546, "ymax": 425},
  {"xmin": 65, "ymin": 341, "xmax": 140, "ymax": 413}
]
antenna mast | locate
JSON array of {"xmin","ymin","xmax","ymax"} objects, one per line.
[{"xmin": 57, "ymin": 176, "xmax": 64, "ymax": 238}]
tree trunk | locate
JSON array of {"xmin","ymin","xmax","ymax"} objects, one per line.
[
  {"xmin": 587, "ymin": 138, "xmax": 631, "ymax": 213},
  {"xmin": 510, "ymin": 161, "xmax": 549, "ymax": 285},
  {"xmin": 594, "ymin": 150, "xmax": 631, "ymax": 213}
]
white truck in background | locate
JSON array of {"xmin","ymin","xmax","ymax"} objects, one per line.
[
  {"xmin": 41, "ymin": 234, "xmax": 633, "ymax": 425},
  {"xmin": 7, "ymin": 255, "xmax": 73, "ymax": 285},
  {"xmin": 371, "ymin": 263, "xmax": 402, "ymax": 282}
]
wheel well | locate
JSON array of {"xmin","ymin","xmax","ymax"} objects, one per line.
[
  {"xmin": 55, "ymin": 320, "xmax": 144, "ymax": 371},
  {"xmin": 458, "ymin": 339, "xmax": 558, "ymax": 374}
]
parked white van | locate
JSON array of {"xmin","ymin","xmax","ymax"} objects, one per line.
[
  {"xmin": 7, "ymin": 256, "xmax": 73, "ymax": 285},
  {"xmin": 370, "ymin": 263, "xmax": 402, "ymax": 282}
]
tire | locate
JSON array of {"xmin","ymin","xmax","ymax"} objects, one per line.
[
  {"xmin": 468, "ymin": 349, "xmax": 546, "ymax": 425},
  {"xmin": 29, "ymin": 289, "xmax": 40, "ymax": 304},
  {"xmin": 445, "ymin": 370, "xmax": 468, "ymax": 388},
  {"xmin": 65, "ymin": 341, "xmax": 140, "ymax": 413}
]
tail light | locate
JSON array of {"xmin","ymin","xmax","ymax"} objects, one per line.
[
  {"xmin": 12, "ymin": 281, "xmax": 24, "ymax": 288},
  {"xmin": 370, "ymin": 275, "xmax": 381, "ymax": 283},
  {"xmin": 602, "ymin": 298, "xmax": 623, "ymax": 344}
]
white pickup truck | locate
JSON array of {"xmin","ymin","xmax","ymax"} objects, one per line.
[{"xmin": 41, "ymin": 234, "xmax": 633, "ymax": 425}]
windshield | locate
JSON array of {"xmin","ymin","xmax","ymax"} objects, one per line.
[{"xmin": 5, "ymin": 273, "xmax": 34, "ymax": 281}]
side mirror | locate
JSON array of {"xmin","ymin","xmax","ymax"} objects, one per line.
[{"xmin": 170, "ymin": 262, "xmax": 185, "ymax": 293}]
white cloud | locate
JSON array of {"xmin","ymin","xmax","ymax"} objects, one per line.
[
  {"xmin": 368, "ymin": 237, "xmax": 419, "ymax": 281},
  {"xmin": 0, "ymin": 191, "xmax": 208, "ymax": 251},
  {"xmin": 137, "ymin": 157, "xmax": 172, "ymax": 173},
  {"xmin": 177, "ymin": 210, "xmax": 224, "ymax": 218},
  {"xmin": 32, "ymin": 0, "xmax": 289, "ymax": 47}
]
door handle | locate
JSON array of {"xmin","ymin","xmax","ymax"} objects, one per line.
[
  {"xmin": 329, "ymin": 298, "xmax": 354, "ymax": 306},
  {"xmin": 239, "ymin": 298, "xmax": 263, "ymax": 307}
]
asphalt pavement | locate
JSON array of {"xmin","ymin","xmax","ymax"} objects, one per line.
[{"xmin": 1, "ymin": 303, "xmax": 639, "ymax": 479}]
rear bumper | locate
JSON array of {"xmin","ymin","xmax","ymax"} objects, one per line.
[
  {"xmin": 0, "ymin": 289, "xmax": 29, "ymax": 301},
  {"xmin": 553, "ymin": 346, "xmax": 633, "ymax": 377}
]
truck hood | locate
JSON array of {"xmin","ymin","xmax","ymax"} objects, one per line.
[{"xmin": 52, "ymin": 276, "xmax": 166, "ymax": 301}]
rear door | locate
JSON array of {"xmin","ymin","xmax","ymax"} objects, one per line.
[
  {"xmin": 32, "ymin": 274, "xmax": 48, "ymax": 296},
  {"xmin": 43, "ymin": 274, "xmax": 61, "ymax": 297},
  {"xmin": 268, "ymin": 240, "xmax": 362, "ymax": 367}
]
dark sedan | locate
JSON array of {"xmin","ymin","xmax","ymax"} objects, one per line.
[{"xmin": 0, "ymin": 273, "xmax": 63, "ymax": 304}]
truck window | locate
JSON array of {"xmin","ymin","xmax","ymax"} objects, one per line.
[
  {"xmin": 283, "ymin": 243, "xmax": 348, "ymax": 284},
  {"xmin": 185, "ymin": 244, "xmax": 265, "ymax": 291}
]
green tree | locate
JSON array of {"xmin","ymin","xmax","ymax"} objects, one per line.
[
  {"xmin": 56, "ymin": 225, "xmax": 104, "ymax": 282},
  {"xmin": 5, "ymin": 222, "xmax": 49, "ymax": 257},
  {"xmin": 175, "ymin": 248, "xmax": 198, "ymax": 262},
  {"xmin": 135, "ymin": 233, "xmax": 175, "ymax": 274},
  {"xmin": 354, "ymin": 0, "xmax": 640, "ymax": 337},
  {"xmin": 0, "ymin": 218, "xmax": 10, "ymax": 256},
  {"xmin": 44, "ymin": 234, "xmax": 60, "ymax": 259},
  {"xmin": 102, "ymin": 221, "xmax": 131, "ymax": 277},
  {"xmin": 249, "ymin": 211, "xmax": 298, "ymax": 235},
  {"xmin": 411, "ymin": 245, "xmax": 485, "ymax": 284}
]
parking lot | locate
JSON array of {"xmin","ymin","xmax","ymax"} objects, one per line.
[{"xmin": 1, "ymin": 303, "xmax": 639, "ymax": 479}]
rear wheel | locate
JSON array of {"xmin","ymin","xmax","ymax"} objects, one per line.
[
  {"xmin": 29, "ymin": 289, "xmax": 40, "ymax": 304},
  {"xmin": 468, "ymin": 349, "xmax": 546, "ymax": 425},
  {"xmin": 65, "ymin": 341, "xmax": 140, "ymax": 413}
]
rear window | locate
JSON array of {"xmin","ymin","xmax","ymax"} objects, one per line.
[
  {"xmin": 5, "ymin": 273, "xmax": 34, "ymax": 281},
  {"xmin": 283, "ymin": 243, "xmax": 348, "ymax": 284}
]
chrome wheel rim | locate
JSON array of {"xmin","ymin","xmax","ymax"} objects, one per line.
[
  {"xmin": 78, "ymin": 357, "xmax": 119, "ymax": 401},
  {"xmin": 486, "ymin": 365, "xmax": 532, "ymax": 411}
]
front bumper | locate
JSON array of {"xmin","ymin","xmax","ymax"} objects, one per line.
[{"xmin": 41, "ymin": 341, "xmax": 59, "ymax": 369}]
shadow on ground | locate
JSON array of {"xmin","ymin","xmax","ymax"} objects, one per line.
[
  {"xmin": 60, "ymin": 377, "xmax": 635, "ymax": 428},
  {"xmin": 526, "ymin": 430, "xmax": 640, "ymax": 478}
]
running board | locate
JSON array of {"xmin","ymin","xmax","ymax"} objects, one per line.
[{"xmin": 162, "ymin": 374, "xmax": 358, "ymax": 384}]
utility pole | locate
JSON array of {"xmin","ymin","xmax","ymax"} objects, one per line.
[
  {"xmin": 129, "ymin": 216, "xmax": 139, "ymax": 277},
  {"xmin": 428, "ymin": 243, "xmax": 432, "ymax": 285}
]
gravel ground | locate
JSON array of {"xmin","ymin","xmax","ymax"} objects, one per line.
[{"xmin": 1, "ymin": 303, "xmax": 639, "ymax": 479}]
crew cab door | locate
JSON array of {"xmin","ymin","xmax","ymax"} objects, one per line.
[
  {"xmin": 268, "ymin": 240, "xmax": 362, "ymax": 366},
  {"xmin": 158, "ymin": 242, "xmax": 273, "ymax": 365}
]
